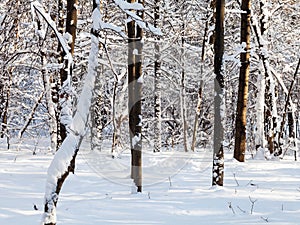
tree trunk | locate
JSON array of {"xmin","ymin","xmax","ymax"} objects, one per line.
[
  {"xmin": 112, "ymin": 78, "xmax": 118, "ymax": 154},
  {"xmin": 191, "ymin": 2, "xmax": 210, "ymax": 152},
  {"xmin": 191, "ymin": 80, "xmax": 204, "ymax": 151},
  {"xmin": 212, "ymin": 0, "xmax": 225, "ymax": 186},
  {"xmin": 181, "ymin": 21, "xmax": 188, "ymax": 152},
  {"xmin": 252, "ymin": 4, "xmax": 279, "ymax": 155},
  {"xmin": 127, "ymin": 0, "xmax": 143, "ymax": 192},
  {"xmin": 234, "ymin": 0, "xmax": 251, "ymax": 162},
  {"xmin": 58, "ymin": 0, "xmax": 78, "ymax": 147},
  {"xmin": 276, "ymin": 58, "xmax": 300, "ymax": 159},
  {"xmin": 153, "ymin": 0, "xmax": 162, "ymax": 153},
  {"xmin": 259, "ymin": 0, "xmax": 279, "ymax": 154},
  {"xmin": 1, "ymin": 70, "xmax": 11, "ymax": 149},
  {"xmin": 42, "ymin": 1, "xmax": 99, "ymax": 223}
]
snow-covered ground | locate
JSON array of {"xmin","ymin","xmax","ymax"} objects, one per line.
[{"xmin": 1, "ymin": 139, "xmax": 300, "ymax": 225}]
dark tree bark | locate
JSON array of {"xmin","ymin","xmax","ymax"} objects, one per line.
[
  {"xmin": 212, "ymin": 0, "xmax": 225, "ymax": 186},
  {"xmin": 181, "ymin": 22, "xmax": 188, "ymax": 153},
  {"xmin": 127, "ymin": 0, "xmax": 143, "ymax": 192},
  {"xmin": 234, "ymin": 0, "xmax": 251, "ymax": 162},
  {"xmin": 58, "ymin": 0, "xmax": 78, "ymax": 148}
]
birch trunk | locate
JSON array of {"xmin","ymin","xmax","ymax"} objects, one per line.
[
  {"xmin": 153, "ymin": 0, "xmax": 162, "ymax": 153},
  {"xmin": 191, "ymin": 80, "xmax": 204, "ymax": 151}
]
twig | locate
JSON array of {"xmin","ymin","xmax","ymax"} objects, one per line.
[
  {"xmin": 249, "ymin": 196, "xmax": 257, "ymax": 214},
  {"xmin": 233, "ymin": 173, "xmax": 239, "ymax": 186},
  {"xmin": 261, "ymin": 216, "xmax": 269, "ymax": 222},
  {"xmin": 228, "ymin": 202, "xmax": 236, "ymax": 215},
  {"xmin": 237, "ymin": 205, "xmax": 246, "ymax": 213},
  {"xmin": 168, "ymin": 176, "xmax": 172, "ymax": 187}
]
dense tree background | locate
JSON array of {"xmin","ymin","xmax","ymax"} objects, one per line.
[{"xmin": 0, "ymin": 0, "xmax": 299, "ymax": 159}]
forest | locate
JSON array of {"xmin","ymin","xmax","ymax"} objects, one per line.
[{"xmin": 0, "ymin": 0, "xmax": 299, "ymax": 224}]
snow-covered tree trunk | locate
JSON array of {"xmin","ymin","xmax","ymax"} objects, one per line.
[
  {"xmin": 0, "ymin": 69, "xmax": 11, "ymax": 149},
  {"xmin": 251, "ymin": 8, "xmax": 278, "ymax": 155},
  {"xmin": 56, "ymin": 0, "xmax": 65, "ymax": 149},
  {"xmin": 260, "ymin": 1, "xmax": 279, "ymax": 154},
  {"xmin": 234, "ymin": 0, "xmax": 251, "ymax": 162},
  {"xmin": 58, "ymin": 0, "xmax": 78, "ymax": 147},
  {"xmin": 212, "ymin": 0, "xmax": 225, "ymax": 186},
  {"xmin": 255, "ymin": 69, "xmax": 265, "ymax": 150},
  {"xmin": 90, "ymin": 80, "xmax": 103, "ymax": 151},
  {"xmin": 153, "ymin": 0, "xmax": 162, "ymax": 153},
  {"xmin": 91, "ymin": 47, "xmax": 104, "ymax": 151},
  {"xmin": 32, "ymin": 1, "xmax": 99, "ymax": 223}
]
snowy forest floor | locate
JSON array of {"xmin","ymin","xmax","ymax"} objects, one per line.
[{"xmin": 1, "ymin": 138, "xmax": 300, "ymax": 225}]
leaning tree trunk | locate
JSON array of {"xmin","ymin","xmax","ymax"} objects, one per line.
[
  {"xmin": 39, "ymin": 1, "xmax": 99, "ymax": 223},
  {"xmin": 212, "ymin": 0, "xmax": 225, "ymax": 186},
  {"xmin": 276, "ymin": 58, "xmax": 300, "ymax": 160},
  {"xmin": 233, "ymin": 0, "xmax": 251, "ymax": 162},
  {"xmin": 127, "ymin": 0, "xmax": 143, "ymax": 192}
]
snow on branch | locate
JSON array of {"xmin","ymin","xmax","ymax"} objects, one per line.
[
  {"xmin": 92, "ymin": 7, "xmax": 126, "ymax": 38},
  {"xmin": 31, "ymin": 1, "xmax": 73, "ymax": 73},
  {"xmin": 114, "ymin": 0, "xmax": 144, "ymax": 11},
  {"xmin": 113, "ymin": 0, "xmax": 163, "ymax": 36}
]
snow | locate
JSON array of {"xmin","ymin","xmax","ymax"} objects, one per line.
[
  {"xmin": 64, "ymin": 32, "xmax": 73, "ymax": 44},
  {"xmin": 132, "ymin": 134, "xmax": 141, "ymax": 148},
  {"xmin": 133, "ymin": 49, "xmax": 138, "ymax": 55},
  {"xmin": 92, "ymin": 6, "xmax": 126, "ymax": 38},
  {"xmin": 114, "ymin": 0, "xmax": 144, "ymax": 11},
  {"xmin": 113, "ymin": 0, "xmax": 162, "ymax": 36},
  {"xmin": 1, "ymin": 143, "xmax": 300, "ymax": 224}
]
